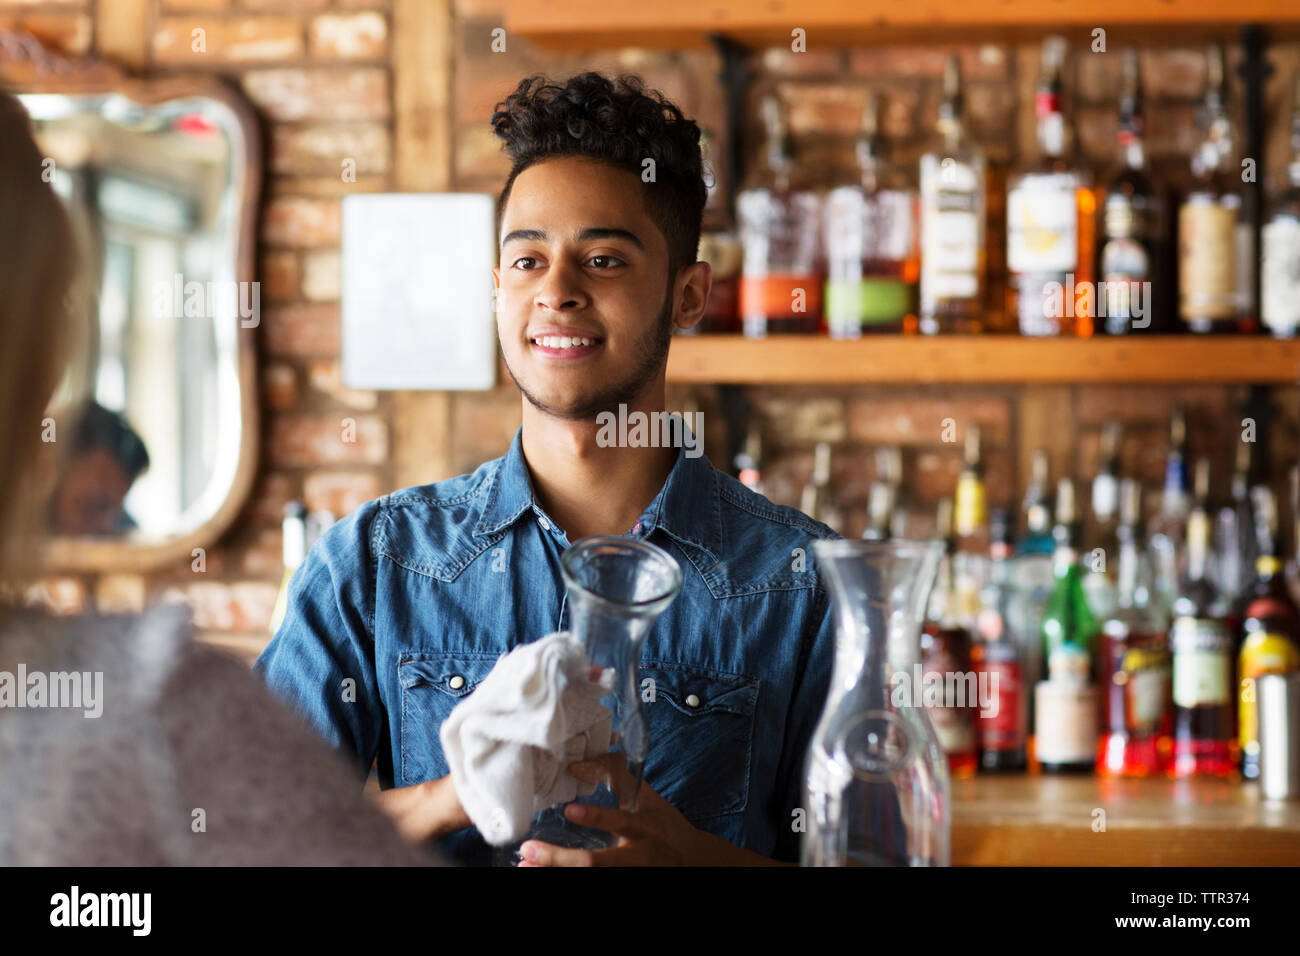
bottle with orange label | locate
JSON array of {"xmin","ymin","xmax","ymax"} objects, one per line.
[
  {"xmin": 737, "ymin": 92, "xmax": 824, "ymax": 337},
  {"xmin": 1237, "ymin": 487, "xmax": 1300, "ymax": 780}
]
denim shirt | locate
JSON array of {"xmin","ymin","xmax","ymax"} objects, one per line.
[{"xmin": 254, "ymin": 427, "xmax": 838, "ymax": 865}]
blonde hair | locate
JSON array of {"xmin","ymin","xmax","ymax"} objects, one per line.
[{"xmin": 0, "ymin": 90, "xmax": 79, "ymax": 589}]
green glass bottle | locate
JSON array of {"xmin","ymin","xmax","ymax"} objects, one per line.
[{"xmin": 1042, "ymin": 477, "xmax": 1099, "ymax": 667}]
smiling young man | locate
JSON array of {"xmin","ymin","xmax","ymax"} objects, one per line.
[{"xmin": 255, "ymin": 72, "xmax": 838, "ymax": 866}]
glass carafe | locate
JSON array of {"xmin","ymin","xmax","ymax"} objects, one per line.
[
  {"xmin": 802, "ymin": 539, "xmax": 950, "ymax": 866},
  {"xmin": 496, "ymin": 535, "xmax": 682, "ymax": 864}
]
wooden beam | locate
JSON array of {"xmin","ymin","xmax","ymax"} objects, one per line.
[{"xmin": 390, "ymin": 0, "xmax": 457, "ymax": 491}]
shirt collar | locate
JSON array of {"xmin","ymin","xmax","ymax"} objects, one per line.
[{"xmin": 474, "ymin": 426, "xmax": 721, "ymax": 564}]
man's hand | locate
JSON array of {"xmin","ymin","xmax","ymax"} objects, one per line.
[
  {"xmin": 517, "ymin": 752, "xmax": 788, "ymax": 866},
  {"xmin": 368, "ymin": 775, "xmax": 472, "ymax": 844}
]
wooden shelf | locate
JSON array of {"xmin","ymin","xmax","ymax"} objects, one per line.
[
  {"xmin": 507, "ymin": 0, "xmax": 1300, "ymax": 51},
  {"xmin": 953, "ymin": 774, "xmax": 1300, "ymax": 865},
  {"xmin": 665, "ymin": 334, "xmax": 1300, "ymax": 385}
]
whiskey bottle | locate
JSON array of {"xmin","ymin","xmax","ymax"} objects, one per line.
[
  {"xmin": 1179, "ymin": 43, "xmax": 1248, "ymax": 333},
  {"xmin": 1262, "ymin": 68, "xmax": 1300, "ymax": 338},
  {"xmin": 1170, "ymin": 457, "xmax": 1236, "ymax": 777},
  {"xmin": 1098, "ymin": 480, "xmax": 1172, "ymax": 776},
  {"xmin": 1098, "ymin": 49, "xmax": 1167, "ymax": 334},
  {"xmin": 824, "ymin": 91, "xmax": 919, "ymax": 337},
  {"xmin": 919, "ymin": 56, "xmax": 986, "ymax": 335},
  {"xmin": 1006, "ymin": 35, "xmax": 1096, "ymax": 337},
  {"xmin": 737, "ymin": 93, "xmax": 823, "ymax": 337}
]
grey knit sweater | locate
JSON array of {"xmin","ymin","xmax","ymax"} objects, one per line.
[{"xmin": 0, "ymin": 602, "xmax": 440, "ymax": 866}]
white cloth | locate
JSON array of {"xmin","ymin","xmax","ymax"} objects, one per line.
[{"xmin": 439, "ymin": 632, "xmax": 615, "ymax": 845}]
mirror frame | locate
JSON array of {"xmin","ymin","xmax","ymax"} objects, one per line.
[{"xmin": 2, "ymin": 29, "xmax": 262, "ymax": 572}]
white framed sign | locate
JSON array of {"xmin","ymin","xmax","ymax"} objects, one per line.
[{"xmin": 341, "ymin": 193, "xmax": 497, "ymax": 390}]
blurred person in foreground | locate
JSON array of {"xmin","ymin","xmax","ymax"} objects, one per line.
[{"xmin": 0, "ymin": 89, "xmax": 451, "ymax": 866}]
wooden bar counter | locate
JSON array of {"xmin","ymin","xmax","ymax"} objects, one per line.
[{"xmin": 953, "ymin": 775, "xmax": 1300, "ymax": 866}]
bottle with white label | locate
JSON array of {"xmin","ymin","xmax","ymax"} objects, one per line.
[
  {"xmin": 918, "ymin": 55, "xmax": 986, "ymax": 335},
  {"xmin": 1262, "ymin": 69, "xmax": 1300, "ymax": 338},
  {"xmin": 1180, "ymin": 43, "xmax": 1248, "ymax": 334},
  {"xmin": 1006, "ymin": 35, "xmax": 1095, "ymax": 337}
]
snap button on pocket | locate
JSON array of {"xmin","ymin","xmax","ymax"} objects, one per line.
[
  {"xmin": 449, "ymin": 675, "xmax": 466, "ymax": 690},
  {"xmin": 685, "ymin": 693, "xmax": 701, "ymax": 708}
]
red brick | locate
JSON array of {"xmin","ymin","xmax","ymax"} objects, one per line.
[
  {"xmin": 241, "ymin": 68, "xmax": 390, "ymax": 122},
  {"xmin": 261, "ymin": 302, "xmax": 340, "ymax": 357},
  {"xmin": 263, "ymin": 362, "xmax": 299, "ymax": 410},
  {"xmin": 778, "ymin": 82, "xmax": 861, "ymax": 137},
  {"xmin": 846, "ymin": 393, "xmax": 1010, "ymax": 446},
  {"xmin": 261, "ymin": 250, "xmax": 299, "ymax": 301},
  {"xmin": 152, "ymin": 16, "xmax": 304, "ymax": 66},
  {"xmin": 266, "ymin": 414, "xmax": 388, "ymax": 466},
  {"xmin": 760, "ymin": 47, "xmax": 846, "ymax": 78},
  {"xmin": 239, "ymin": 527, "xmax": 284, "ymax": 578},
  {"xmin": 752, "ymin": 395, "xmax": 847, "ymax": 444},
  {"xmin": 309, "ymin": 11, "xmax": 387, "ymax": 60},
  {"xmin": 270, "ymin": 123, "xmax": 391, "ymax": 176},
  {"xmin": 263, "ymin": 196, "xmax": 340, "ymax": 247},
  {"xmin": 303, "ymin": 470, "xmax": 381, "ymax": 516},
  {"xmin": 95, "ymin": 574, "xmax": 147, "ymax": 614},
  {"xmin": 847, "ymin": 45, "xmax": 1009, "ymax": 82},
  {"xmin": 300, "ymin": 249, "xmax": 340, "ymax": 302},
  {"xmin": 0, "ymin": 12, "xmax": 92, "ymax": 56},
  {"xmin": 306, "ymin": 359, "xmax": 378, "ymax": 410},
  {"xmin": 246, "ymin": 471, "xmax": 300, "ymax": 527},
  {"xmin": 1141, "ymin": 48, "xmax": 1206, "ymax": 100},
  {"xmin": 268, "ymin": 174, "xmax": 393, "ymax": 197},
  {"xmin": 161, "ymin": 581, "xmax": 278, "ymax": 631},
  {"xmin": 454, "ymin": 124, "xmax": 511, "ymax": 184},
  {"xmin": 23, "ymin": 577, "xmax": 88, "ymax": 616}
]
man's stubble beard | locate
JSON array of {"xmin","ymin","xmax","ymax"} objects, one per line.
[{"xmin": 503, "ymin": 281, "xmax": 674, "ymax": 422}]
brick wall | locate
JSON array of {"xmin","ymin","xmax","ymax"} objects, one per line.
[{"xmin": 9, "ymin": 0, "xmax": 1300, "ymax": 662}]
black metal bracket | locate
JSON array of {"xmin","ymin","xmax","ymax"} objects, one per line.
[
  {"xmin": 1238, "ymin": 24, "xmax": 1272, "ymax": 325},
  {"xmin": 706, "ymin": 33, "xmax": 752, "ymax": 228}
]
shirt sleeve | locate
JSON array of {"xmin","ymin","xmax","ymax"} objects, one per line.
[
  {"xmin": 253, "ymin": 500, "xmax": 386, "ymax": 783},
  {"xmin": 770, "ymin": 582, "xmax": 834, "ymax": 863}
]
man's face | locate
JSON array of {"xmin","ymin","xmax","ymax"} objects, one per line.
[{"xmin": 493, "ymin": 156, "xmax": 676, "ymax": 420}]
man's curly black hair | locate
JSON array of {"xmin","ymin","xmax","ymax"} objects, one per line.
[{"xmin": 490, "ymin": 72, "xmax": 707, "ymax": 285}]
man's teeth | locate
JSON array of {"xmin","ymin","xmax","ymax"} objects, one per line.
[{"xmin": 533, "ymin": 336, "xmax": 595, "ymax": 349}]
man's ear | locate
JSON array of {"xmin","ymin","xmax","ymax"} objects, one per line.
[{"xmin": 673, "ymin": 261, "xmax": 711, "ymax": 334}]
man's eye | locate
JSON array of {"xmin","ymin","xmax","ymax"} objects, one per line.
[
  {"xmin": 589, "ymin": 255, "xmax": 624, "ymax": 268},
  {"xmin": 513, "ymin": 257, "xmax": 537, "ymax": 270}
]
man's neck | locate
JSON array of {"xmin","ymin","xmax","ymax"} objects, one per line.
[{"xmin": 520, "ymin": 391, "xmax": 678, "ymax": 542}]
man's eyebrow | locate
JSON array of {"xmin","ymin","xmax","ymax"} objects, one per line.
[{"xmin": 500, "ymin": 227, "xmax": 645, "ymax": 250}]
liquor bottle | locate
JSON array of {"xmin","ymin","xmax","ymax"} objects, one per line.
[
  {"xmin": 1215, "ymin": 439, "xmax": 1258, "ymax": 624},
  {"xmin": 1262, "ymin": 68, "xmax": 1300, "ymax": 338},
  {"xmin": 692, "ymin": 231, "xmax": 742, "ymax": 334},
  {"xmin": 1098, "ymin": 49, "xmax": 1167, "ymax": 334},
  {"xmin": 1147, "ymin": 404, "xmax": 1191, "ymax": 618},
  {"xmin": 919, "ymin": 56, "xmax": 986, "ymax": 335},
  {"xmin": 1006, "ymin": 36, "xmax": 1096, "ymax": 337},
  {"xmin": 1237, "ymin": 487, "xmax": 1300, "ymax": 780},
  {"xmin": 1041, "ymin": 478, "xmax": 1099, "ymax": 672},
  {"xmin": 1083, "ymin": 422, "xmax": 1122, "ymax": 622},
  {"xmin": 1170, "ymin": 457, "xmax": 1236, "ymax": 777},
  {"xmin": 1179, "ymin": 43, "xmax": 1248, "ymax": 333},
  {"xmin": 737, "ymin": 93, "xmax": 823, "ymax": 337},
  {"xmin": 1013, "ymin": 450, "xmax": 1056, "ymax": 697},
  {"xmin": 824, "ymin": 91, "xmax": 919, "ymax": 337},
  {"xmin": 1036, "ymin": 479, "xmax": 1101, "ymax": 775},
  {"xmin": 734, "ymin": 424, "xmax": 766, "ymax": 496},
  {"xmin": 863, "ymin": 446, "xmax": 903, "ymax": 541},
  {"xmin": 1098, "ymin": 480, "xmax": 1172, "ymax": 776},
  {"xmin": 953, "ymin": 425, "xmax": 988, "ymax": 630},
  {"xmin": 922, "ymin": 497, "xmax": 979, "ymax": 777},
  {"xmin": 973, "ymin": 509, "xmax": 1029, "ymax": 771},
  {"xmin": 268, "ymin": 500, "xmax": 308, "ymax": 636},
  {"xmin": 800, "ymin": 442, "xmax": 841, "ymax": 531}
]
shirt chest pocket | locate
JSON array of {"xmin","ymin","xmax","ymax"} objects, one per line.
[
  {"xmin": 398, "ymin": 653, "xmax": 499, "ymax": 785},
  {"xmin": 638, "ymin": 661, "xmax": 760, "ymax": 823}
]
